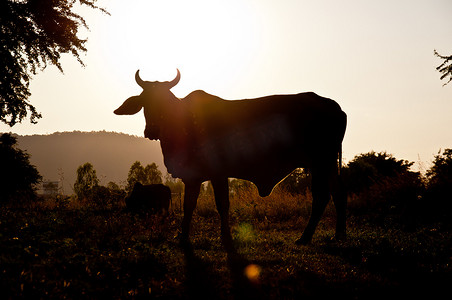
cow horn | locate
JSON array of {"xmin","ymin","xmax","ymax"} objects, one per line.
[
  {"xmin": 135, "ymin": 70, "xmax": 145, "ymax": 89},
  {"xmin": 167, "ymin": 69, "xmax": 181, "ymax": 89}
]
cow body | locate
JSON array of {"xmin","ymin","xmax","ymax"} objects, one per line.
[
  {"xmin": 159, "ymin": 90, "xmax": 346, "ymax": 197},
  {"xmin": 125, "ymin": 182, "xmax": 171, "ymax": 214},
  {"xmin": 115, "ymin": 70, "xmax": 347, "ymax": 250}
]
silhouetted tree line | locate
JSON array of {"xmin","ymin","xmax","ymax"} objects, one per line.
[
  {"xmin": 274, "ymin": 150, "xmax": 452, "ymax": 224},
  {"xmin": 71, "ymin": 160, "xmax": 183, "ymax": 209},
  {"xmin": 2, "ymin": 132, "xmax": 452, "ymax": 223}
]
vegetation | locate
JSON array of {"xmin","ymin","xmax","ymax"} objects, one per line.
[
  {"xmin": 0, "ymin": 133, "xmax": 41, "ymax": 204},
  {"xmin": 0, "ymin": 184, "xmax": 450, "ymax": 298},
  {"xmin": 1, "ymin": 150, "xmax": 451, "ymax": 298},
  {"xmin": 0, "ymin": 0, "xmax": 108, "ymax": 126},
  {"xmin": 434, "ymin": 50, "xmax": 452, "ymax": 85},
  {"xmin": 342, "ymin": 151, "xmax": 424, "ymax": 226},
  {"xmin": 16, "ymin": 131, "xmax": 166, "ymax": 194},
  {"xmin": 73, "ymin": 162, "xmax": 99, "ymax": 201},
  {"xmin": 126, "ymin": 161, "xmax": 163, "ymax": 192},
  {"xmin": 424, "ymin": 149, "xmax": 452, "ymax": 221}
]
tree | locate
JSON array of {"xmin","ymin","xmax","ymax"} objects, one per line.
[
  {"xmin": 74, "ymin": 162, "xmax": 99, "ymax": 201},
  {"xmin": 427, "ymin": 148, "xmax": 452, "ymax": 186},
  {"xmin": 0, "ymin": 133, "xmax": 42, "ymax": 203},
  {"xmin": 126, "ymin": 161, "xmax": 163, "ymax": 192},
  {"xmin": 144, "ymin": 163, "xmax": 163, "ymax": 185},
  {"xmin": 0, "ymin": 0, "xmax": 108, "ymax": 126},
  {"xmin": 424, "ymin": 148, "xmax": 452, "ymax": 219},
  {"xmin": 434, "ymin": 50, "xmax": 452, "ymax": 86}
]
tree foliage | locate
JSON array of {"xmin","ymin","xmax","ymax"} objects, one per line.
[
  {"xmin": 343, "ymin": 151, "xmax": 415, "ymax": 194},
  {"xmin": 343, "ymin": 151, "xmax": 423, "ymax": 219},
  {"xmin": 0, "ymin": 133, "xmax": 42, "ymax": 203},
  {"xmin": 73, "ymin": 162, "xmax": 99, "ymax": 201},
  {"xmin": 434, "ymin": 50, "xmax": 452, "ymax": 86},
  {"xmin": 126, "ymin": 161, "xmax": 163, "ymax": 192},
  {"xmin": 424, "ymin": 148, "xmax": 452, "ymax": 218},
  {"xmin": 0, "ymin": 0, "xmax": 107, "ymax": 126},
  {"xmin": 426, "ymin": 148, "xmax": 452, "ymax": 186}
]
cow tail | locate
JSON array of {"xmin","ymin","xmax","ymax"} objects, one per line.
[{"xmin": 338, "ymin": 111, "xmax": 347, "ymax": 176}]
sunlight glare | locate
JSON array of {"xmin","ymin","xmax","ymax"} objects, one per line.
[{"xmin": 101, "ymin": 0, "xmax": 262, "ymax": 95}]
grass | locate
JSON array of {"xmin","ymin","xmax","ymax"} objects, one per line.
[{"xmin": 1, "ymin": 191, "xmax": 451, "ymax": 299}]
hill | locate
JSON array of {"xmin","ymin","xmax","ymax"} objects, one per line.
[{"xmin": 16, "ymin": 131, "xmax": 166, "ymax": 194}]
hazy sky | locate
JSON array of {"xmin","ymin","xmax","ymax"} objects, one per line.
[{"xmin": 3, "ymin": 0, "xmax": 452, "ymax": 170}]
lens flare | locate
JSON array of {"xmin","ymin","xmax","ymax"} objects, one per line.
[{"xmin": 244, "ymin": 264, "xmax": 261, "ymax": 283}]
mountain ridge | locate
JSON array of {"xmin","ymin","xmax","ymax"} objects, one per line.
[{"xmin": 15, "ymin": 131, "xmax": 166, "ymax": 194}]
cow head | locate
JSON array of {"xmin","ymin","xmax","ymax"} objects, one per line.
[{"xmin": 114, "ymin": 69, "xmax": 181, "ymax": 140}]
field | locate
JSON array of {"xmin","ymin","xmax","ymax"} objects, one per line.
[{"xmin": 1, "ymin": 189, "xmax": 450, "ymax": 299}]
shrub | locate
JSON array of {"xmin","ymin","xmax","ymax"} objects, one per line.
[
  {"xmin": 343, "ymin": 151, "xmax": 415, "ymax": 194},
  {"xmin": 278, "ymin": 168, "xmax": 311, "ymax": 194},
  {"xmin": 343, "ymin": 151, "xmax": 423, "ymax": 221}
]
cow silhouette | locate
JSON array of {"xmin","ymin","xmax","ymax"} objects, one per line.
[
  {"xmin": 115, "ymin": 69, "xmax": 347, "ymax": 250},
  {"xmin": 125, "ymin": 182, "xmax": 171, "ymax": 214}
]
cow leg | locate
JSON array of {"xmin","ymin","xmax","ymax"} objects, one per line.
[
  {"xmin": 211, "ymin": 178, "xmax": 234, "ymax": 252},
  {"xmin": 332, "ymin": 173, "xmax": 347, "ymax": 241},
  {"xmin": 180, "ymin": 181, "xmax": 201, "ymax": 248},
  {"xmin": 296, "ymin": 168, "xmax": 331, "ymax": 245}
]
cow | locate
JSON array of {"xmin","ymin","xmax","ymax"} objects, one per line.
[
  {"xmin": 125, "ymin": 182, "xmax": 171, "ymax": 215},
  {"xmin": 115, "ymin": 69, "xmax": 347, "ymax": 250}
]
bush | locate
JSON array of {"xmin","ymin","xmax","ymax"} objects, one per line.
[
  {"xmin": 278, "ymin": 168, "xmax": 311, "ymax": 194},
  {"xmin": 343, "ymin": 151, "xmax": 415, "ymax": 194},
  {"xmin": 343, "ymin": 151, "xmax": 423, "ymax": 221}
]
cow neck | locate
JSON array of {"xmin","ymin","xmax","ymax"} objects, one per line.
[{"xmin": 158, "ymin": 94, "xmax": 191, "ymax": 150}]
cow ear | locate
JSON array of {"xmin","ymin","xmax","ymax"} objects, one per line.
[{"xmin": 114, "ymin": 96, "xmax": 144, "ymax": 115}]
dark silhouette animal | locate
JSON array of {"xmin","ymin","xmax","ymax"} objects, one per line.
[
  {"xmin": 125, "ymin": 182, "xmax": 171, "ymax": 214},
  {"xmin": 115, "ymin": 69, "xmax": 347, "ymax": 250}
]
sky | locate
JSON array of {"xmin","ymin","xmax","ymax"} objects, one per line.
[{"xmin": 3, "ymin": 0, "xmax": 452, "ymax": 171}]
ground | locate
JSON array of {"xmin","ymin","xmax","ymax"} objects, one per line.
[{"xmin": 0, "ymin": 197, "xmax": 450, "ymax": 299}]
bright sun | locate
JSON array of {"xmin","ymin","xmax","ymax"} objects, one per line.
[{"xmin": 100, "ymin": 0, "xmax": 263, "ymax": 96}]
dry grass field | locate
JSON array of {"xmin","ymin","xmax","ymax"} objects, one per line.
[{"xmin": 1, "ymin": 187, "xmax": 450, "ymax": 299}]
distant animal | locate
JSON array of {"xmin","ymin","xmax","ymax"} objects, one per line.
[
  {"xmin": 115, "ymin": 69, "xmax": 347, "ymax": 250},
  {"xmin": 125, "ymin": 182, "xmax": 171, "ymax": 214}
]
